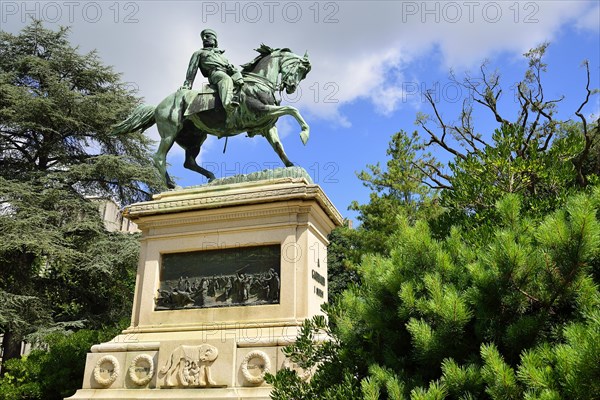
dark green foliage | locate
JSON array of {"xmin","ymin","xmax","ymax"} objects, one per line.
[
  {"xmin": 0, "ymin": 20, "xmax": 165, "ymax": 373},
  {"xmin": 0, "ymin": 21, "xmax": 164, "ymax": 198},
  {"xmin": 266, "ymin": 315, "xmax": 363, "ymax": 400},
  {"xmin": 0, "ymin": 324, "xmax": 124, "ymax": 400},
  {"xmin": 441, "ymin": 123, "xmax": 586, "ymax": 235},
  {"xmin": 326, "ymin": 226, "xmax": 361, "ymax": 302}
]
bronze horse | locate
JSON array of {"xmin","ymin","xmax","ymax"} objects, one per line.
[{"xmin": 112, "ymin": 45, "xmax": 311, "ymax": 188}]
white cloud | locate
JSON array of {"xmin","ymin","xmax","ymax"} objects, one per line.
[
  {"xmin": 576, "ymin": 3, "xmax": 600, "ymax": 32},
  {"xmin": 1, "ymin": 0, "xmax": 596, "ymax": 125},
  {"xmin": 406, "ymin": 1, "xmax": 591, "ymax": 67}
]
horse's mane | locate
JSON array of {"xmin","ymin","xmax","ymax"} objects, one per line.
[{"xmin": 241, "ymin": 44, "xmax": 292, "ymax": 73}]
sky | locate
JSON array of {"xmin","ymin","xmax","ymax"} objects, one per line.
[{"xmin": 1, "ymin": 0, "xmax": 599, "ymax": 223}]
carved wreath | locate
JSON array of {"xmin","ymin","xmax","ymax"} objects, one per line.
[
  {"xmin": 241, "ymin": 350, "xmax": 271, "ymax": 384},
  {"xmin": 93, "ymin": 355, "xmax": 120, "ymax": 387},
  {"xmin": 128, "ymin": 354, "xmax": 155, "ymax": 386}
]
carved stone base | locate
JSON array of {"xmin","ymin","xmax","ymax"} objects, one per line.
[
  {"xmin": 67, "ymin": 175, "xmax": 342, "ymax": 399},
  {"xmin": 67, "ymin": 387, "xmax": 272, "ymax": 399}
]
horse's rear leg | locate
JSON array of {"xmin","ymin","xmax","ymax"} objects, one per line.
[
  {"xmin": 153, "ymin": 90, "xmax": 188, "ymax": 189},
  {"xmin": 153, "ymin": 128, "xmax": 177, "ymax": 189},
  {"xmin": 183, "ymin": 134, "xmax": 216, "ymax": 182},
  {"xmin": 264, "ymin": 126, "xmax": 293, "ymax": 167}
]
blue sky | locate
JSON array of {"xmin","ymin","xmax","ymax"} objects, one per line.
[{"xmin": 2, "ymin": 1, "xmax": 599, "ymax": 223}]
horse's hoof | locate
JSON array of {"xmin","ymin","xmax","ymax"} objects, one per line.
[{"xmin": 300, "ymin": 130, "xmax": 309, "ymax": 145}]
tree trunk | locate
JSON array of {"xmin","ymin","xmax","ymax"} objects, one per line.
[{"xmin": 0, "ymin": 331, "xmax": 23, "ymax": 375}]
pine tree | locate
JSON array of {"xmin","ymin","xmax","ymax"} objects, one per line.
[
  {"xmin": 0, "ymin": 21, "xmax": 165, "ymax": 370},
  {"xmin": 269, "ymin": 44, "xmax": 599, "ymax": 400},
  {"xmin": 270, "ymin": 191, "xmax": 600, "ymax": 399}
]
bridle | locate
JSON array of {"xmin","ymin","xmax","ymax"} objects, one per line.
[{"xmin": 241, "ymin": 51, "xmax": 309, "ymax": 99}]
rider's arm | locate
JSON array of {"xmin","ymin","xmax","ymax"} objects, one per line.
[{"xmin": 182, "ymin": 51, "xmax": 201, "ymax": 89}]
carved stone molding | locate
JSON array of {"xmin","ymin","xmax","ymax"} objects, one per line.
[
  {"xmin": 241, "ymin": 350, "xmax": 271, "ymax": 385},
  {"xmin": 93, "ymin": 355, "xmax": 120, "ymax": 387},
  {"xmin": 128, "ymin": 354, "xmax": 154, "ymax": 386},
  {"xmin": 124, "ymin": 181, "xmax": 342, "ymax": 227},
  {"xmin": 138, "ymin": 205, "xmax": 309, "ymax": 230},
  {"xmin": 91, "ymin": 342, "xmax": 160, "ymax": 353}
]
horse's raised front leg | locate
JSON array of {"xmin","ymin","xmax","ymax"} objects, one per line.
[
  {"xmin": 263, "ymin": 105, "xmax": 310, "ymax": 145},
  {"xmin": 264, "ymin": 126, "xmax": 293, "ymax": 167}
]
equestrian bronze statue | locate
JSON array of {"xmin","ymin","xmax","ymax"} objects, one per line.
[{"xmin": 112, "ymin": 41, "xmax": 311, "ymax": 189}]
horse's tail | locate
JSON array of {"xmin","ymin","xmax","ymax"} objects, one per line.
[{"xmin": 111, "ymin": 104, "xmax": 156, "ymax": 135}]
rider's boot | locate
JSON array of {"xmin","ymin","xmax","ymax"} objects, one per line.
[
  {"xmin": 223, "ymin": 99, "xmax": 237, "ymax": 127},
  {"xmin": 230, "ymin": 92, "xmax": 240, "ymax": 108},
  {"xmin": 224, "ymin": 93, "xmax": 239, "ymax": 112},
  {"xmin": 224, "ymin": 101, "xmax": 237, "ymax": 114}
]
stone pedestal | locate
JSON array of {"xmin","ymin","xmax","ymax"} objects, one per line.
[{"xmin": 67, "ymin": 175, "xmax": 342, "ymax": 399}]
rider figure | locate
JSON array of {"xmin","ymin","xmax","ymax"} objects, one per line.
[{"xmin": 181, "ymin": 29, "xmax": 243, "ymax": 115}]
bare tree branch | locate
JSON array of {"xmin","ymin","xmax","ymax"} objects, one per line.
[
  {"xmin": 573, "ymin": 60, "xmax": 594, "ymax": 187},
  {"xmin": 414, "ymin": 162, "xmax": 453, "ymax": 190},
  {"xmin": 420, "ymin": 91, "xmax": 467, "ymax": 161}
]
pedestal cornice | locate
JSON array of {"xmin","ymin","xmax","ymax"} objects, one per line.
[{"xmin": 124, "ymin": 177, "xmax": 343, "ymax": 227}]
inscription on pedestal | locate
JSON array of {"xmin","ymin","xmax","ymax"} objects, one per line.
[
  {"xmin": 312, "ymin": 269, "xmax": 326, "ymax": 298},
  {"xmin": 156, "ymin": 245, "xmax": 281, "ymax": 310}
]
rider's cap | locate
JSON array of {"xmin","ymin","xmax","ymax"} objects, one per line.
[{"xmin": 201, "ymin": 29, "xmax": 217, "ymax": 38}]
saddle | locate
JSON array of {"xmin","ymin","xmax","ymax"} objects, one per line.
[{"xmin": 183, "ymin": 84, "xmax": 218, "ymax": 116}]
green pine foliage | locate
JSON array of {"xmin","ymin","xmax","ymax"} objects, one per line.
[
  {"xmin": 270, "ymin": 44, "xmax": 598, "ymax": 399},
  {"xmin": 270, "ymin": 191, "xmax": 600, "ymax": 399},
  {"xmin": 350, "ymin": 130, "xmax": 442, "ymax": 256}
]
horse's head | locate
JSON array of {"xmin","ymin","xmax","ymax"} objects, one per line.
[
  {"xmin": 280, "ymin": 51, "xmax": 311, "ymax": 94},
  {"xmin": 241, "ymin": 45, "xmax": 311, "ymax": 95}
]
